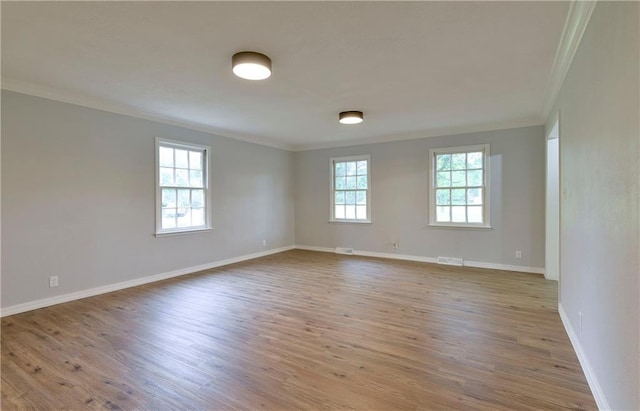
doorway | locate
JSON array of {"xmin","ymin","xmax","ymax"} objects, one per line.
[{"xmin": 545, "ymin": 117, "xmax": 560, "ymax": 281}]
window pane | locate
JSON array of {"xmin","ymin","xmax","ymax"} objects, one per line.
[
  {"xmin": 175, "ymin": 149, "xmax": 189, "ymax": 168},
  {"xmin": 436, "ymin": 189, "xmax": 450, "ymax": 205},
  {"xmin": 436, "ymin": 206, "xmax": 450, "ymax": 222},
  {"xmin": 431, "ymin": 147, "xmax": 488, "ymax": 227},
  {"xmin": 451, "ymin": 153, "xmax": 466, "ymax": 170},
  {"xmin": 177, "ymin": 189, "xmax": 190, "ymax": 207},
  {"xmin": 159, "ymin": 147, "xmax": 174, "ymax": 167},
  {"xmin": 332, "ymin": 157, "xmax": 369, "ymax": 222},
  {"xmin": 160, "ymin": 167, "xmax": 174, "ymax": 186},
  {"xmin": 191, "ymin": 189, "xmax": 204, "ymax": 207},
  {"xmin": 346, "ymin": 162, "xmax": 356, "ymax": 176},
  {"xmin": 162, "ymin": 209, "xmax": 177, "ymax": 229},
  {"xmin": 468, "ymin": 206, "xmax": 483, "ymax": 223},
  {"xmin": 157, "ymin": 141, "xmax": 209, "ymax": 233},
  {"xmin": 467, "ymin": 188, "xmax": 482, "ymax": 205},
  {"xmin": 451, "ymin": 171, "xmax": 466, "ymax": 187},
  {"xmin": 436, "ymin": 154, "xmax": 451, "ymax": 171},
  {"xmin": 175, "ymin": 169, "xmax": 189, "ymax": 186},
  {"xmin": 437, "ymin": 171, "xmax": 451, "ymax": 187},
  {"xmin": 192, "ymin": 208, "xmax": 205, "ymax": 226},
  {"xmin": 345, "ymin": 191, "xmax": 356, "ymax": 205},
  {"xmin": 162, "ymin": 188, "xmax": 176, "ymax": 208},
  {"xmin": 189, "ymin": 151, "xmax": 202, "ymax": 170},
  {"xmin": 467, "ymin": 152, "xmax": 483, "ymax": 169},
  {"xmin": 356, "ymin": 161, "xmax": 367, "ymax": 175},
  {"xmin": 452, "ymin": 206, "xmax": 466, "ymax": 222},
  {"xmin": 451, "ymin": 188, "xmax": 466, "ymax": 205},
  {"xmin": 177, "ymin": 208, "xmax": 192, "ymax": 227},
  {"xmin": 345, "ymin": 205, "xmax": 356, "ymax": 219},
  {"xmin": 189, "ymin": 170, "xmax": 203, "ymax": 187},
  {"xmin": 356, "ymin": 175, "xmax": 367, "ymax": 189},
  {"xmin": 467, "ymin": 170, "xmax": 483, "ymax": 186}
]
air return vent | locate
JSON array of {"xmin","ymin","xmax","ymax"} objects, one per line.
[{"xmin": 335, "ymin": 247, "xmax": 354, "ymax": 255}]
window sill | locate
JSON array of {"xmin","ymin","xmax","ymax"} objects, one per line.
[
  {"xmin": 427, "ymin": 224, "xmax": 492, "ymax": 231},
  {"xmin": 329, "ymin": 219, "xmax": 372, "ymax": 224},
  {"xmin": 154, "ymin": 227, "xmax": 214, "ymax": 237}
]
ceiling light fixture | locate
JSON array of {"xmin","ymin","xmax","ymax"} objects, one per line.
[
  {"xmin": 232, "ymin": 51, "xmax": 272, "ymax": 80},
  {"xmin": 339, "ymin": 111, "xmax": 364, "ymax": 125}
]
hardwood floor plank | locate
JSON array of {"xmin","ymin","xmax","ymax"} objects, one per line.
[{"xmin": 2, "ymin": 250, "xmax": 596, "ymax": 410}]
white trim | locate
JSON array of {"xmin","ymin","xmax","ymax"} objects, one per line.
[
  {"xmin": 427, "ymin": 224, "xmax": 492, "ymax": 230},
  {"xmin": 1, "ymin": 78, "xmax": 294, "ymax": 151},
  {"xmin": 155, "ymin": 137, "xmax": 212, "ymax": 235},
  {"xmin": 539, "ymin": 1, "xmax": 597, "ymax": 122},
  {"xmin": 295, "ymin": 245, "xmax": 335, "ymax": 253},
  {"xmin": 558, "ymin": 303, "xmax": 610, "ymax": 410},
  {"xmin": 429, "ymin": 144, "xmax": 491, "ymax": 228},
  {"xmin": 2, "ymin": 80, "xmax": 544, "ymax": 154},
  {"xmin": 292, "ymin": 119, "xmax": 542, "ymax": 152},
  {"xmin": 294, "ymin": 245, "xmax": 544, "ymax": 275},
  {"xmin": 154, "ymin": 228, "xmax": 214, "ymax": 238},
  {"xmin": 354, "ymin": 250, "xmax": 437, "ymax": 264},
  {"xmin": 463, "ymin": 260, "xmax": 545, "ymax": 275},
  {"xmin": 545, "ymin": 110, "xmax": 561, "ymax": 141},
  {"xmin": 328, "ymin": 220, "xmax": 372, "ymax": 224},
  {"xmin": 329, "ymin": 154, "xmax": 372, "ymax": 223},
  {"xmin": 0, "ymin": 245, "xmax": 295, "ymax": 318}
]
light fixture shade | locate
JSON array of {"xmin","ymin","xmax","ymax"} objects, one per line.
[
  {"xmin": 232, "ymin": 51, "xmax": 272, "ymax": 80},
  {"xmin": 339, "ymin": 111, "xmax": 364, "ymax": 125}
]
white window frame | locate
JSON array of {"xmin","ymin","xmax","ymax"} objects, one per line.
[
  {"xmin": 155, "ymin": 137, "xmax": 212, "ymax": 237},
  {"xmin": 329, "ymin": 155, "xmax": 372, "ymax": 223},
  {"xmin": 429, "ymin": 144, "xmax": 491, "ymax": 229}
]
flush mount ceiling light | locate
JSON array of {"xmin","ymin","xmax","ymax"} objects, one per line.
[
  {"xmin": 232, "ymin": 51, "xmax": 272, "ymax": 80},
  {"xmin": 339, "ymin": 111, "xmax": 364, "ymax": 125}
]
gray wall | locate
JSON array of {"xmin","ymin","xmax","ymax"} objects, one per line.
[
  {"xmin": 547, "ymin": 2, "xmax": 639, "ymax": 409},
  {"xmin": 1, "ymin": 91, "xmax": 295, "ymax": 308},
  {"xmin": 295, "ymin": 126, "xmax": 545, "ymax": 270}
]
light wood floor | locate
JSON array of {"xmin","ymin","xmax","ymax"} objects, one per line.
[{"xmin": 2, "ymin": 250, "xmax": 596, "ymax": 410}]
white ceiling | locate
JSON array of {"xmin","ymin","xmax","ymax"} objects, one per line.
[{"xmin": 1, "ymin": 1, "xmax": 570, "ymax": 151}]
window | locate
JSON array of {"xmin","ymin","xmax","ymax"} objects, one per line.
[
  {"xmin": 330, "ymin": 155, "xmax": 371, "ymax": 223},
  {"xmin": 429, "ymin": 144, "xmax": 490, "ymax": 228},
  {"xmin": 156, "ymin": 138, "xmax": 211, "ymax": 235}
]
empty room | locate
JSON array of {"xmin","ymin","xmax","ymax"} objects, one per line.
[{"xmin": 1, "ymin": 1, "xmax": 638, "ymax": 410}]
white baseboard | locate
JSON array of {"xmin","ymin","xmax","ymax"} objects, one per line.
[
  {"xmin": 0, "ymin": 245, "xmax": 295, "ymax": 317},
  {"xmin": 463, "ymin": 260, "xmax": 545, "ymax": 275},
  {"xmin": 558, "ymin": 303, "xmax": 610, "ymax": 410},
  {"xmin": 2, "ymin": 245, "xmax": 544, "ymax": 317},
  {"xmin": 294, "ymin": 245, "xmax": 544, "ymax": 274},
  {"xmin": 295, "ymin": 245, "xmax": 335, "ymax": 253},
  {"xmin": 354, "ymin": 249, "xmax": 437, "ymax": 264}
]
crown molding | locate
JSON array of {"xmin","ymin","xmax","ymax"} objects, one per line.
[
  {"xmin": 2, "ymin": 78, "xmax": 543, "ymax": 154},
  {"xmin": 539, "ymin": 0, "xmax": 597, "ymax": 123},
  {"xmin": 1, "ymin": 78, "xmax": 295, "ymax": 151},
  {"xmin": 291, "ymin": 118, "xmax": 543, "ymax": 152}
]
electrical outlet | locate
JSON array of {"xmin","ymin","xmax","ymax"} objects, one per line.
[
  {"xmin": 49, "ymin": 276, "xmax": 59, "ymax": 288},
  {"xmin": 262, "ymin": 239, "xmax": 266, "ymax": 247},
  {"xmin": 392, "ymin": 241, "xmax": 399, "ymax": 250},
  {"xmin": 515, "ymin": 250, "xmax": 522, "ymax": 259}
]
